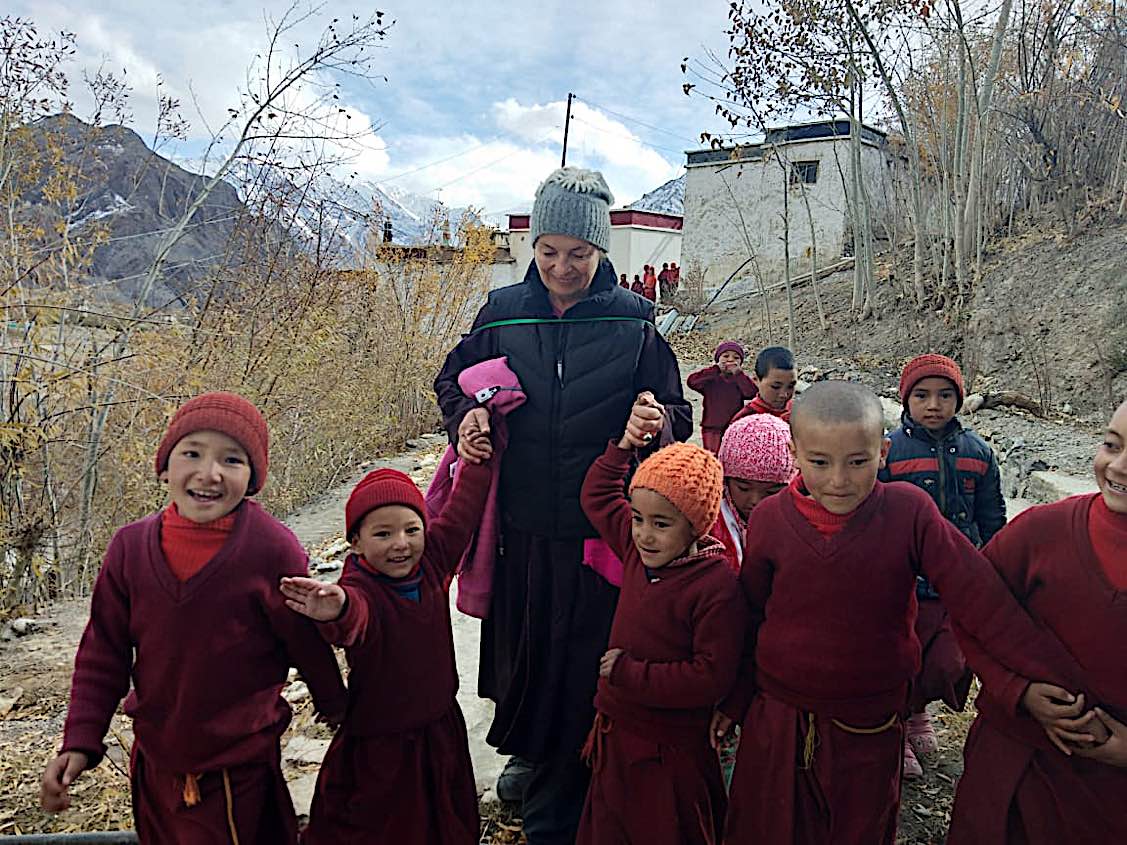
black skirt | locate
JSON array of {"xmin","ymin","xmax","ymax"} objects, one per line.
[{"xmin": 480, "ymin": 526, "xmax": 619, "ymax": 760}]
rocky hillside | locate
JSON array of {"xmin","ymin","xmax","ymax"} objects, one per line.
[
  {"xmin": 694, "ymin": 216, "xmax": 1127, "ymax": 418},
  {"xmin": 24, "ymin": 113, "xmax": 243, "ymax": 307}
]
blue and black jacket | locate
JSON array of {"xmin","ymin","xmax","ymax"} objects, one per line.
[{"xmin": 879, "ymin": 411, "xmax": 1006, "ymax": 598}]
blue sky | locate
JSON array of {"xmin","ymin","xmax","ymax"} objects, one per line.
[{"xmin": 17, "ymin": 0, "xmax": 752, "ymax": 214}]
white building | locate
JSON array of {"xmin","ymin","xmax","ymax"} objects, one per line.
[
  {"xmin": 501, "ymin": 209, "xmax": 683, "ymax": 288},
  {"xmin": 681, "ymin": 120, "xmax": 903, "ymax": 289}
]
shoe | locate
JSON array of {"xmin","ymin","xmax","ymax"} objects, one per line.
[
  {"xmin": 907, "ymin": 712, "xmax": 939, "ymax": 756},
  {"xmin": 496, "ymin": 756, "xmax": 535, "ymax": 803},
  {"xmin": 903, "ymin": 739, "xmax": 924, "ymax": 780}
]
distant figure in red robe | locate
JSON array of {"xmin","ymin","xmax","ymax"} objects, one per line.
[
  {"xmin": 947, "ymin": 397, "xmax": 1127, "ymax": 843},
  {"xmin": 714, "ymin": 381, "xmax": 1076, "ymax": 845},
  {"xmin": 631, "ymin": 275, "xmax": 645, "ymax": 296},
  {"xmin": 687, "ymin": 341, "xmax": 758, "ymax": 453}
]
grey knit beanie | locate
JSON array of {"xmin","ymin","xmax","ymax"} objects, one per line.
[{"xmin": 530, "ymin": 167, "xmax": 614, "ymax": 252}]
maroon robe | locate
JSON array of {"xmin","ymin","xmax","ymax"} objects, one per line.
[
  {"xmin": 686, "ymin": 365, "xmax": 757, "ymax": 453},
  {"xmin": 721, "ymin": 481, "xmax": 1078, "ymax": 845},
  {"xmin": 302, "ymin": 461, "xmax": 491, "ymax": 845},
  {"xmin": 948, "ymin": 494, "xmax": 1127, "ymax": 843},
  {"xmin": 576, "ymin": 444, "xmax": 746, "ymax": 845},
  {"xmin": 61, "ymin": 500, "xmax": 347, "ymax": 844}
]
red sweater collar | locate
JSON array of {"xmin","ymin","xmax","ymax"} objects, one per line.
[
  {"xmin": 788, "ymin": 476, "xmax": 854, "ymax": 537},
  {"xmin": 750, "ymin": 395, "xmax": 792, "ymax": 420},
  {"xmin": 160, "ymin": 503, "xmax": 238, "ymax": 582},
  {"xmin": 1090, "ymin": 494, "xmax": 1127, "ymax": 589}
]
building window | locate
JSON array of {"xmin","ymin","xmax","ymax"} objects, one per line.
[{"xmin": 791, "ymin": 160, "xmax": 819, "ymax": 185}]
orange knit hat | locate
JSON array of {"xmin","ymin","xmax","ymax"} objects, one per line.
[{"xmin": 629, "ymin": 443, "xmax": 724, "ymax": 537}]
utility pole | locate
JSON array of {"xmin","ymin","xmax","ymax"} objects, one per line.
[{"xmin": 561, "ymin": 92, "xmax": 574, "ymax": 167}]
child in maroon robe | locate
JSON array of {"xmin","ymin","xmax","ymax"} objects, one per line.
[
  {"xmin": 879, "ymin": 354, "xmax": 1004, "ymax": 778},
  {"xmin": 280, "ymin": 454, "xmax": 493, "ymax": 844},
  {"xmin": 711, "ymin": 413, "xmax": 794, "ymax": 573},
  {"xmin": 576, "ymin": 393, "xmax": 746, "ymax": 845},
  {"xmin": 714, "ymin": 381, "xmax": 1076, "ymax": 845},
  {"xmin": 729, "ymin": 346, "xmax": 797, "ymax": 424},
  {"xmin": 41, "ymin": 392, "xmax": 348, "ymax": 844},
  {"xmin": 687, "ymin": 341, "xmax": 758, "ymax": 454},
  {"xmin": 947, "ymin": 397, "xmax": 1127, "ymax": 843}
]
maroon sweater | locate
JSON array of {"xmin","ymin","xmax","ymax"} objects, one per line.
[
  {"xmin": 63, "ymin": 500, "xmax": 347, "ymax": 773},
  {"xmin": 686, "ymin": 365, "xmax": 757, "ymax": 431},
  {"xmin": 319, "ymin": 460, "xmax": 490, "ymax": 735},
  {"xmin": 723, "ymin": 481, "xmax": 1075, "ymax": 725},
  {"xmin": 581, "ymin": 443, "xmax": 747, "ymax": 744}
]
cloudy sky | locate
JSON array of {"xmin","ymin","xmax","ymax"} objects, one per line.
[{"xmin": 16, "ymin": 0, "xmax": 757, "ymax": 213}]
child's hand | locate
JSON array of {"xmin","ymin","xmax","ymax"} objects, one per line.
[
  {"xmin": 457, "ymin": 408, "xmax": 492, "ymax": 464},
  {"xmin": 281, "ymin": 577, "xmax": 346, "ymax": 621},
  {"xmin": 617, "ymin": 392, "xmax": 665, "ymax": 450},
  {"xmin": 710, "ymin": 710, "xmax": 735, "ymax": 751},
  {"xmin": 599, "ymin": 648, "xmax": 625, "ymax": 678},
  {"xmin": 720, "ymin": 361, "xmax": 742, "ymax": 375},
  {"xmin": 1022, "ymin": 683, "xmax": 1091, "ymax": 753},
  {"xmin": 1074, "ymin": 708, "xmax": 1127, "ymax": 767},
  {"xmin": 40, "ymin": 751, "xmax": 90, "ymax": 812}
]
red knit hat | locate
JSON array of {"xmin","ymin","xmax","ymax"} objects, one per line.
[
  {"xmin": 154, "ymin": 392, "xmax": 269, "ymax": 495},
  {"xmin": 345, "ymin": 468, "xmax": 426, "ymax": 539},
  {"xmin": 899, "ymin": 354, "xmax": 965, "ymax": 411},
  {"xmin": 714, "ymin": 341, "xmax": 745, "ymax": 362},
  {"xmin": 630, "ymin": 442, "xmax": 724, "ymax": 537}
]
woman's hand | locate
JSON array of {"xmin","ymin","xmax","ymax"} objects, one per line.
[
  {"xmin": 599, "ymin": 648, "xmax": 624, "ymax": 678},
  {"xmin": 457, "ymin": 408, "xmax": 493, "ymax": 464},
  {"xmin": 617, "ymin": 391, "xmax": 665, "ymax": 450},
  {"xmin": 710, "ymin": 710, "xmax": 735, "ymax": 751},
  {"xmin": 281, "ymin": 577, "xmax": 346, "ymax": 622}
]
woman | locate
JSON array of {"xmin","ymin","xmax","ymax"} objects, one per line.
[{"xmin": 434, "ymin": 166, "xmax": 691, "ymax": 844}]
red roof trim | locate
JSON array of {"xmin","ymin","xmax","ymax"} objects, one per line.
[{"xmin": 507, "ymin": 210, "xmax": 682, "ymax": 232}]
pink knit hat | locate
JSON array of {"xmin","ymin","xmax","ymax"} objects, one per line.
[{"xmin": 718, "ymin": 414, "xmax": 795, "ymax": 484}]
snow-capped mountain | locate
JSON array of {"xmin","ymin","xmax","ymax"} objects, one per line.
[{"xmin": 627, "ymin": 173, "xmax": 685, "ymax": 216}]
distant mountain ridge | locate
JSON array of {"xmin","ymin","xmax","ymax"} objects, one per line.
[{"xmin": 626, "ymin": 173, "xmax": 685, "ymax": 216}]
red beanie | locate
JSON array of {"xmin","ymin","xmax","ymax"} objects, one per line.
[
  {"xmin": 345, "ymin": 469, "xmax": 426, "ymax": 539},
  {"xmin": 899, "ymin": 354, "xmax": 965, "ymax": 411},
  {"xmin": 154, "ymin": 392, "xmax": 269, "ymax": 495}
]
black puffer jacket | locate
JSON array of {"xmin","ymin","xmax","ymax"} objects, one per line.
[
  {"xmin": 435, "ymin": 258, "xmax": 691, "ymax": 539},
  {"xmin": 880, "ymin": 412, "xmax": 1006, "ymax": 599}
]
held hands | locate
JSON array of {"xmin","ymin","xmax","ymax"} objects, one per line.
[
  {"xmin": 280, "ymin": 577, "xmax": 346, "ymax": 622},
  {"xmin": 457, "ymin": 407, "xmax": 493, "ymax": 465},
  {"xmin": 1021, "ymin": 683, "xmax": 1102, "ymax": 754},
  {"xmin": 40, "ymin": 750, "xmax": 90, "ymax": 812},
  {"xmin": 599, "ymin": 648, "xmax": 625, "ymax": 679},
  {"xmin": 1074, "ymin": 708, "xmax": 1127, "ymax": 767},
  {"xmin": 718, "ymin": 361, "xmax": 742, "ymax": 375},
  {"xmin": 710, "ymin": 710, "xmax": 735, "ymax": 751},
  {"xmin": 617, "ymin": 392, "xmax": 666, "ymax": 450}
]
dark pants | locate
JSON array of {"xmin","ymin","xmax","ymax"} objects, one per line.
[
  {"xmin": 522, "ymin": 750, "xmax": 594, "ymax": 844},
  {"xmin": 479, "ymin": 526, "xmax": 618, "ymax": 843}
]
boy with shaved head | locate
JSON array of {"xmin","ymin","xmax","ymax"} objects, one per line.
[{"xmin": 714, "ymin": 381, "xmax": 1077, "ymax": 845}]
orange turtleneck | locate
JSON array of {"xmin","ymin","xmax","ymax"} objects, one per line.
[
  {"xmin": 160, "ymin": 502, "xmax": 238, "ymax": 581},
  {"xmin": 1090, "ymin": 494, "xmax": 1127, "ymax": 590},
  {"xmin": 787, "ymin": 475, "xmax": 854, "ymax": 538}
]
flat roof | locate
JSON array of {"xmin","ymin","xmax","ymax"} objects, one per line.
[
  {"xmin": 686, "ymin": 119, "xmax": 887, "ymax": 166},
  {"xmin": 508, "ymin": 209, "xmax": 682, "ymax": 232}
]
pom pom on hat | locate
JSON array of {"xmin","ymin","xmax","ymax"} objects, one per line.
[
  {"xmin": 713, "ymin": 341, "xmax": 746, "ymax": 363},
  {"xmin": 530, "ymin": 166, "xmax": 614, "ymax": 252},
  {"xmin": 630, "ymin": 443, "xmax": 724, "ymax": 537},
  {"xmin": 718, "ymin": 415, "xmax": 795, "ymax": 485},
  {"xmin": 154, "ymin": 392, "xmax": 269, "ymax": 495},
  {"xmin": 899, "ymin": 354, "xmax": 965, "ymax": 411},
  {"xmin": 345, "ymin": 468, "xmax": 426, "ymax": 539}
]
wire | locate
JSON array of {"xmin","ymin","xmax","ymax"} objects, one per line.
[
  {"xmin": 575, "ymin": 95, "xmax": 703, "ymax": 146},
  {"xmin": 568, "ymin": 115, "xmax": 688, "ymax": 156}
]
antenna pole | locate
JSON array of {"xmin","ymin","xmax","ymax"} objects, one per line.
[{"xmin": 561, "ymin": 92, "xmax": 574, "ymax": 167}]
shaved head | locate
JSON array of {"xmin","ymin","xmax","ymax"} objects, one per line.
[{"xmin": 790, "ymin": 380, "xmax": 885, "ymax": 442}]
